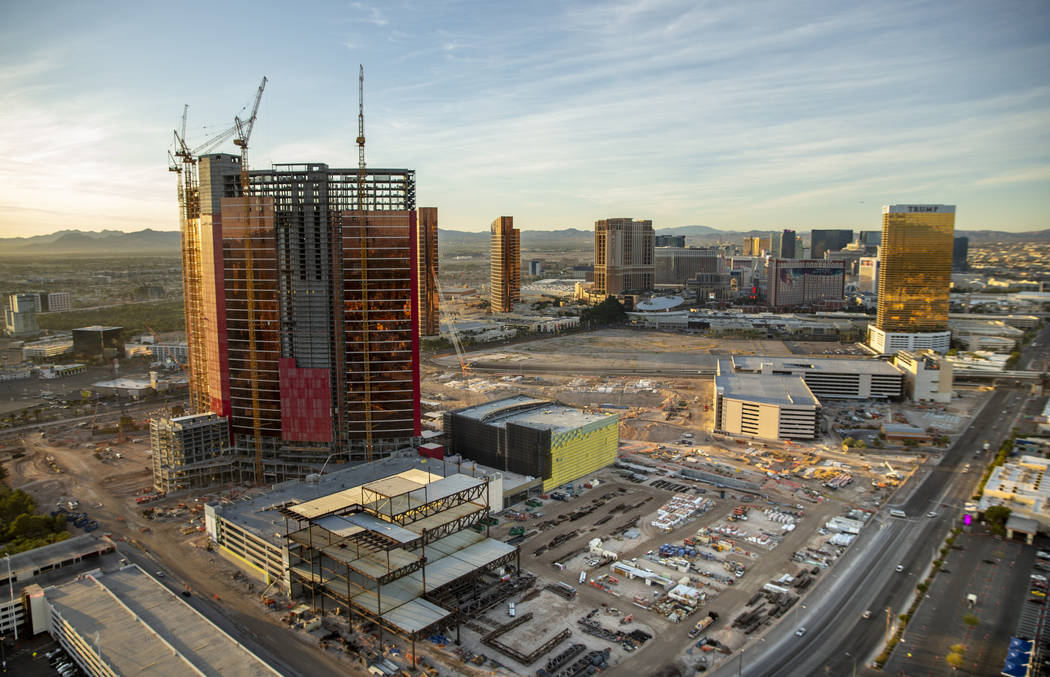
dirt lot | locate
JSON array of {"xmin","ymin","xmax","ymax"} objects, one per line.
[{"xmin": 455, "ymin": 456, "xmax": 875, "ymax": 676}]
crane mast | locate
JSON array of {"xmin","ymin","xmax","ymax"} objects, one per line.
[
  {"xmin": 356, "ymin": 65, "xmax": 375, "ymax": 461},
  {"xmin": 233, "ymin": 76, "xmax": 268, "ymax": 485}
]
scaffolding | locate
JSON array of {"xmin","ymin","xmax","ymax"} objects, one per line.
[{"xmin": 281, "ymin": 470, "xmax": 520, "ymax": 663}]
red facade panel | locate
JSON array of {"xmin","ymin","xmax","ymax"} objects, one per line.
[{"xmin": 279, "ymin": 357, "xmax": 333, "ymax": 442}]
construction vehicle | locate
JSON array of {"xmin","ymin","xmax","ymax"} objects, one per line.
[
  {"xmin": 688, "ymin": 612, "xmax": 720, "ymax": 639},
  {"xmin": 884, "ymin": 461, "xmax": 902, "ymax": 479}
]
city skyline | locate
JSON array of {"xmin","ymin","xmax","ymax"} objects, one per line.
[{"xmin": 1, "ymin": 0, "xmax": 1049, "ymax": 236}]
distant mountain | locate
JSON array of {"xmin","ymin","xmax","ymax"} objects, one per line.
[
  {"xmin": 0, "ymin": 229, "xmax": 181, "ymax": 256},
  {"xmin": 956, "ymin": 229, "xmax": 1050, "ymax": 244}
]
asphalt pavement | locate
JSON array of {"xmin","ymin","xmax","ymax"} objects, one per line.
[
  {"xmin": 714, "ymin": 385, "xmax": 1023, "ymax": 677},
  {"xmin": 882, "ymin": 528, "xmax": 1034, "ymax": 676}
]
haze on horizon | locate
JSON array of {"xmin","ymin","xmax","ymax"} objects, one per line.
[{"xmin": 1, "ymin": 0, "xmax": 1048, "ymax": 238}]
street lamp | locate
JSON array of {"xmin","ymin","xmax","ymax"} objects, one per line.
[
  {"xmin": 846, "ymin": 651, "xmax": 857, "ymax": 677},
  {"xmin": 795, "ymin": 603, "xmax": 807, "ymax": 627}
]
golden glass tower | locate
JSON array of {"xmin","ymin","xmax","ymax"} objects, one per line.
[
  {"xmin": 875, "ymin": 204, "xmax": 955, "ymax": 333},
  {"xmin": 490, "ymin": 216, "xmax": 520, "ymax": 313}
]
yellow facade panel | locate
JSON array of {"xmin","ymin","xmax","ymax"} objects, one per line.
[{"xmin": 544, "ymin": 421, "xmax": 618, "ymax": 491}]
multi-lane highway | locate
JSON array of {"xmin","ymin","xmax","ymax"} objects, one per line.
[{"xmin": 714, "ymin": 322, "xmax": 1050, "ymax": 676}]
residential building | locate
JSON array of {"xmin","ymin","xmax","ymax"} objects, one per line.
[
  {"xmin": 894, "ymin": 349, "xmax": 952, "ymax": 403},
  {"xmin": 868, "ymin": 204, "xmax": 955, "ymax": 354},
  {"xmin": 489, "ymin": 216, "xmax": 520, "ymax": 312},
  {"xmin": 46, "ymin": 292, "xmax": 72, "ymax": 312},
  {"xmin": 444, "ymin": 395, "xmax": 619, "ymax": 491},
  {"xmin": 418, "ymin": 207, "xmax": 440, "ymax": 336},
  {"xmin": 810, "ymin": 229, "xmax": 854, "ymax": 260},
  {"xmin": 72, "ymin": 325, "xmax": 123, "ymax": 358},
  {"xmin": 175, "ymin": 154, "xmax": 421, "ymax": 485},
  {"xmin": 655, "ymin": 234, "xmax": 686, "ymax": 247},
  {"xmin": 766, "ymin": 259, "xmax": 846, "ymax": 311},
  {"xmin": 594, "ymin": 218, "xmax": 654, "ymax": 295}
]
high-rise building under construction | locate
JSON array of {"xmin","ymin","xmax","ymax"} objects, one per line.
[
  {"xmin": 417, "ymin": 207, "xmax": 439, "ymax": 336},
  {"xmin": 868, "ymin": 204, "xmax": 954, "ymax": 355},
  {"xmin": 176, "ymin": 156, "xmax": 422, "ymax": 485},
  {"xmin": 489, "ymin": 216, "xmax": 520, "ymax": 313},
  {"xmin": 594, "ymin": 218, "xmax": 654, "ymax": 296}
]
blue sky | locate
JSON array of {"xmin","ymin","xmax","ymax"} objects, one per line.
[{"xmin": 1, "ymin": 0, "xmax": 1048, "ymax": 235}]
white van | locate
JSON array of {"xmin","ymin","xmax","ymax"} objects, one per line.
[{"xmin": 889, "ymin": 508, "xmax": 907, "ymax": 518}]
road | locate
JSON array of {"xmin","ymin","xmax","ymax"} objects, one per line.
[
  {"xmin": 713, "ymin": 321, "xmax": 1050, "ymax": 677},
  {"xmin": 709, "ymin": 386, "xmax": 1028, "ymax": 677}
]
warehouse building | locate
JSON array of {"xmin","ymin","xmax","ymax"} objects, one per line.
[
  {"xmin": 443, "ymin": 395, "xmax": 618, "ymax": 491},
  {"xmin": 42, "ymin": 565, "xmax": 279, "ymax": 676},
  {"xmin": 730, "ymin": 356, "xmax": 904, "ymax": 400},
  {"xmin": 713, "ymin": 373, "xmax": 820, "ymax": 441}
]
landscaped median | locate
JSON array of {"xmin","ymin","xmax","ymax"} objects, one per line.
[{"xmin": 872, "ymin": 526, "xmax": 963, "ymax": 669}]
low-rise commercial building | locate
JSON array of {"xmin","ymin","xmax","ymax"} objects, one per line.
[
  {"xmin": 443, "ymin": 395, "xmax": 618, "ymax": 491},
  {"xmin": 22, "ymin": 337, "xmax": 73, "ymax": 360},
  {"xmin": 893, "ymin": 349, "xmax": 953, "ymax": 403},
  {"xmin": 981, "ymin": 455, "xmax": 1050, "ymax": 532}
]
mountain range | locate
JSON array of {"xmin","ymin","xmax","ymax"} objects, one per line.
[{"xmin": 0, "ymin": 226, "xmax": 1046, "ymax": 257}]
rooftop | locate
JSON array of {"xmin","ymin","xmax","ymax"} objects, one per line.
[
  {"xmin": 452, "ymin": 395, "xmax": 617, "ymax": 433},
  {"xmin": 3, "ymin": 534, "xmax": 112, "ymax": 588},
  {"xmin": 715, "ymin": 374, "xmax": 818, "ymax": 408},
  {"xmin": 73, "ymin": 325, "xmax": 122, "ymax": 332},
  {"xmin": 732, "ymin": 355, "xmax": 903, "ymax": 376},
  {"xmin": 45, "ymin": 565, "xmax": 279, "ymax": 677},
  {"xmin": 212, "ymin": 455, "xmax": 497, "ymax": 546}
]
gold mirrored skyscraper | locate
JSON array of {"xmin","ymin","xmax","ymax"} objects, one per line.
[
  {"xmin": 868, "ymin": 204, "xmax": 954, "ymax": 354},
  {"xmin": 490, "ymin": 216, "xmax": 520, "ymax": 313}
]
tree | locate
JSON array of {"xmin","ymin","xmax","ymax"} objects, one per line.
[
  {"xmin": 963, "ymin": 614, "xmax": 979, "ymax": 627},
  {"xmin": 580, "ymin": 296, "xmax": 627, "ymax": 327},
  {"xmin": 950, "ymin": 644, "xmax": 966, "ymax": 654},
  {"xmin": 946, "ymin": 652, "xmax": 964, "ymax": 670},
  {"xmin": 984, "ymin": 505, "xmax": 1011, "ymax": 535}
]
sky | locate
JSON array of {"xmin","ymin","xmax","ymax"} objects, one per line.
[{"xmin": 1, "ymin": 0, "xmax": 1048, "ymax": 236}]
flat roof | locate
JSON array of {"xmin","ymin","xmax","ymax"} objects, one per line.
[
  {"xmin": 45, "ymin": 566, "xmax": 278, "ymax": 677},
  {"xmin": 453, "ymin": 395, "xmax": 617, "ymax": 434},
  {"xmin": 716, "ymin": 374, "xmax": 819, "ymax": 408},
  {"xmin": 5, "ymin": 534, "xmax": 112, "ymax": 584},
  {"xmin": 216, "ymin": 457, "xmax": 497, "ymax": 545},
  {"xmin": 73, "ymin": 325, "xmax": 122, "ymax": 331},
  {"xmin": 732, "ymin": 355, "xmax": 903, "ymax": 376}
]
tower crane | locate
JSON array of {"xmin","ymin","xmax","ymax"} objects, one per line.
[
  {"xmin": 231, "ymin": 77, "xmax": 268, "ymax": 485},
  {"xmin": 436, "ymin": 279, "xmax": 471, "ymax": 376},
  {"xmin": 356, "ymin": 65, "xmax": 375, "ymax": 461}
]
